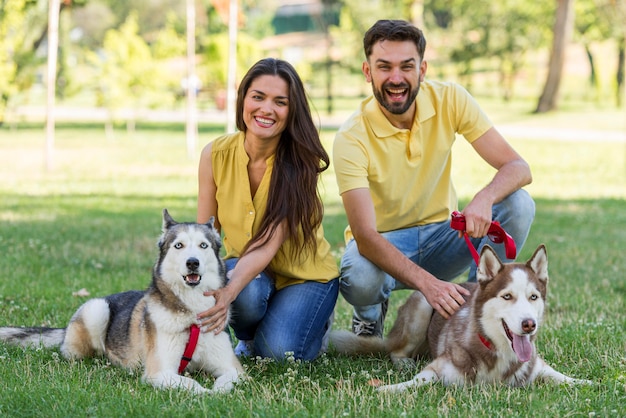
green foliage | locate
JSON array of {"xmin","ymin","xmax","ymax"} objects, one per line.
[
  {"xmin": 70, "ymin": 0, "xmax": 117, "ymax": 49},
  {"xmin": 424, "ymin": 0, "xmax": 554, "ymax": 99},
  {"xmin": 0, "ymin": 0, "xmax": 47, "ymax": 122},
  {"xmin": 152, "ymin": 12, "xmax": 187, "ymax": 60},
  {"xmin": 199, "ymin": 31, "xmax": 263, "ymax": 94},
  {"xmin": 89, "ymin": 12, "xmax": 179, "ymax": 115}
]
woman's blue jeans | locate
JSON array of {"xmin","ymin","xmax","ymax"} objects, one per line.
[
  {"xmin": 224, "ymin": 258, "xmax": 339, "ymax": 361},
  {"xmin": 339, "ymin": 189, "xmax": 535, "ymax": 323}
]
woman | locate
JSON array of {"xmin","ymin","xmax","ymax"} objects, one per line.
[{"xmin": 196, "ymin": 58, "xmax": 339, "ymax": 361}]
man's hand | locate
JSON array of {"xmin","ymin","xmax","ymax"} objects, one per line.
[{"xmin": 419, "ymin": 278, "xmax": 470, "ymax": 319}]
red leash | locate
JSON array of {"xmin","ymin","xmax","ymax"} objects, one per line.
[
  {"xmin": 450, "ymin": 211, "xmax": 516, "ymax": 265},
  {"xmin": 451, "ymin": 211, "xmax": 516, "ymax": 352},
  {"xmin": 178, "ymin": 324, "xmax": 200, "ymax": 374}
]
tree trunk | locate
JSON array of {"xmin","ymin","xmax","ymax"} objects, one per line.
[
  {"xmin": 535, "ymin": 0, "xmax": 574, "ymax": 113},
  {"xmin": 616, "ymin": 37, "xmax": 624, "ymax": 107},
  {"xmin": 584, "ymin": 44, "xmax": 597, "ymax": 88}
]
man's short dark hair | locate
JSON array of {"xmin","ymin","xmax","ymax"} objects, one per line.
[{"xmin": 363, "ymin": 20, "xmax": 426, "ymax": 60}]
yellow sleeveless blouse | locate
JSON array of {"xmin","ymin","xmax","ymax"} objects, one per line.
[{"xmin": 211, "ymin": 132, "xmax": 338, "ymax": 289}]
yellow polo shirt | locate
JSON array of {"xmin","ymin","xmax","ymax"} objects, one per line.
[
  {"xmin": 212, "ymin": 132, "xmax": 338, "ymax": 289},
  {"xmin": 333, "ymin": 80, "xmax": 492, "ymax": 239}
]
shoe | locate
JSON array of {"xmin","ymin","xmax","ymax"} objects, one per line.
[
  {"xmin": 351, "ymin": 298, "xmax": 388, "ymax": 338},
  {"xmin": 234, "ymin": 339, "xmax": 254, "ymax": 357}
]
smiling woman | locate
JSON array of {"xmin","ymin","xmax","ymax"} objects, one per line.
[{"xmin": 195, "ymin": 58, "xmax": 340, "ymax": 362}]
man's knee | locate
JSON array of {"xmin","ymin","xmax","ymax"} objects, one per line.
[
  {"xmin": 339, "ymin": 242, "xmax": 387, "ymax": 305},
  {"xmin": 504, "ymin": 189, "xmax": 535, "ymax": 220}
]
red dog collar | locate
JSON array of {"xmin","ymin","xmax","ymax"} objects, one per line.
[{"xmin": 450, "ymin": 211, "xmax": 517, "ymax": 265}]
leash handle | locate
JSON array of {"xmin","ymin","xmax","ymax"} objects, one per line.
[{"xmin": 450, "ymin": 211, "xmax": 517, "ymax": 265}]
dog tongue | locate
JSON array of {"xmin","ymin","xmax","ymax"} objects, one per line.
[{"xmin": 512, "ymin": 334, "xmax": 532, "ymax": 362}]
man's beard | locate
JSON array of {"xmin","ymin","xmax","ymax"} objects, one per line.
[{"xmin": 372, "ymin": 82, "xmax": 420, "ymax": 115}]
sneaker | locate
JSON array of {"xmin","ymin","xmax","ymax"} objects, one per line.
[
  {"xmin": 234, "ymin": 339, "xmax": 254, "ymax": 357},
  {"xmin": 351, "ymin": 298, "xmax": 388, "ymax": 338}
]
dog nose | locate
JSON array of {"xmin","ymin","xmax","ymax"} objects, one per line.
[
  {"xmin": 521, "ymin": 318, "xmax": 536, "ymax": 334},
  {"xmin": 186, "ymin": 257, "xmax": 199, "ymax": 270}
]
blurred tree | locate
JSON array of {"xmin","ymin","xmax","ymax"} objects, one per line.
[
  {"xmin": 102, "ymin": 0, "xmax": 186, "ymax": 36},
  {"xmin": 424, "ymin": 0, "xmax": 552, "ymax": 100},
  {"xmin": 331, "ymin": 0, "xmax": 407, "ymax": 80},
  {"xmin": 153, "ymin": 12, "xmax": 187, "ymax": 59},
  {"xmin": 574, "ymin": 0, "xmax": 626, "ymax": 106},
  {"xmin": 536, "ymin": 0, "xmax": 575, "ymax": 113},
  {"xmin": 576, "ymin": 0, "xmax": 607, "ymax": 95},
  {"xmin": 199, "ymin": 31, "xmax": 261, "ymax": 106},
  {"xmin": 601, "ymin": 0, "xmax": 626, "ymax": 106},
  {"xmin": 0, "ymin": 0, "xmax": 47, "ymax": 126},
  {"xmin": 70, "ymin": 0, "xmax": 116, "ymax": 49},
  {"xmin": 88, "ymin": 12, "xmax": 162, "ymax": 135}
]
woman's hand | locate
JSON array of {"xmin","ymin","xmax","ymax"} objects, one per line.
[{"xmin": 197, "ymin": 285, "xmax": 236, "ymax": 334}]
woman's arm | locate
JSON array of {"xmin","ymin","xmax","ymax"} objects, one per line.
[{"xmin": 198, "ymin": 221, "xmax": 288, "ymax": 334}]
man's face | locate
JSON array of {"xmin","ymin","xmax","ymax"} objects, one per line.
[{"xmin": 363, "ymin": 40, "xmax": 427, "ymax": 116}]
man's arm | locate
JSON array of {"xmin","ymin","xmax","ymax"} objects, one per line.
[
  {"xmin": 461, "ymin": 127, "xmax": 532, "ymax": 237},
  {"xmin": 342, "ymin": 188, "xmax": 469, "ymax": 319}
]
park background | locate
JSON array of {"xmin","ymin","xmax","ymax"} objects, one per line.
[{"xmin": 0, "ymin": 1, "xmax": 625, "ymax": 417}]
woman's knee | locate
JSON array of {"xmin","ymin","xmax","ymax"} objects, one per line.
[{"xmin": 229, "ymin": 275, "xmax": 273, "ymax": 329}]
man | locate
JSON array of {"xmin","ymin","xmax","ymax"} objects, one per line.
[{"xmin": 333, "ymin": 19, "xmax": 535, "ymax": 338}]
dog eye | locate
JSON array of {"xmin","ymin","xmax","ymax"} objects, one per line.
[
  {"xmin": 529, "ymin": 294, "xmax": 538, "ymax": 301},
  {"xmin": 502, "ymin": 293, "xmax": 512, "ymax": 300},
  {"xmin": 174, "ymin": 242, "xmax": 184, "ymax": 249},
  {"xmin": 200, "ymin": 242, "xmax": 208, "ymax": 249}
]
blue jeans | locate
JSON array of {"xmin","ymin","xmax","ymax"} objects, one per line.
[
  {"xmin": 339, "ymin": 189, "xmax": 535, "ymax": 323},
  {"xmin": 224, "ymin": 258, "xmax": 339, "ymax": 361}
]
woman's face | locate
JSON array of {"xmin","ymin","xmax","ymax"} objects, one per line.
[{"xmin": 242, "ymin": 74, "xmax": 289, "ymax": 143}]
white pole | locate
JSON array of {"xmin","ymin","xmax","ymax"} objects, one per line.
[
  {"xmin": 45, "ymin": 0, "xmax": 60, "ymax": 171},
  {"xmin": 226, "ymin": 0, "xmax": 238, "ymax": 133},
  {"xmin": 186, "ymin": 0, "xmax": 197, "ymax": 160}
]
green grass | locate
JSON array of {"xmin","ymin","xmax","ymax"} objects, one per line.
[{"xmin": 0, "ymin": 110, "xmax": 625, "ymax": 417}]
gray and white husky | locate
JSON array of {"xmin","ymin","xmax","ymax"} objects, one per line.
[
  {"xmin": 0, "ymin": 209, "xmax": 243, "ymax": 394},
  {"xmin": 330, "ymin": 244, "xmax": 591, "ymax": 392}
]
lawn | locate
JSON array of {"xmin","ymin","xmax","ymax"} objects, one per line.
[{"xmin": 0, "ymin": 108, "xmax": 624, "ymax": 417}]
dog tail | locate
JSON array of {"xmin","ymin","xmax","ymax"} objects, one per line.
[
  {"xmin": 0, "ymin": 327, "xmax": 66, "ymax": 348},
  {"xmin": 328, "ymin": 330, "xmax": 387, "ymax": 355}
]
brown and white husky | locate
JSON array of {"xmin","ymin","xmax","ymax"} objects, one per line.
[{"xmin": 330, "ymin": 244, "xmax": 591, "ymax": 392}]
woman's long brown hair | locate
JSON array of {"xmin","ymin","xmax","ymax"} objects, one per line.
[{"xmin": 235, "ymin": 58, "xmax": 329, "ymax": 260}]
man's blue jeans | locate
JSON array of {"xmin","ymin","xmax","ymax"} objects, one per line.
[
  {"xmin": 339, "ymin": 189, "xmax": 535, "ymax": 323},
  {"xmin": 224, "ymin": 258, "xmax": 339, "ymax": 361}
]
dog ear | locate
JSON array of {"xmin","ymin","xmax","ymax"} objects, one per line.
[
  {"xmin": 162, "ymin": 209, "xmax": 177, "ymax": 231},
  {"xmin": 476, "ymin": 245, "xmax": 502, "ymax": 284},
  {"xmin": 205, "ymin": 216, "xmax": 222, "ymax": 244},
  {"xmin": 527, "ymin": 244, "xmax": 548, "ymax": 284}
]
